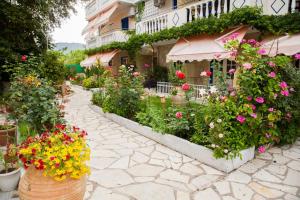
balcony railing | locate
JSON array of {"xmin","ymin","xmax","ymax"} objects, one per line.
[
  {"xmin": 86, "ymin": 30, "xmax": 129, "ymax": 48},
  {"xmin": 85, "ymin": 0, "xmax": 98, "ymax": 19},
  {"xmin": 136, "ymin": 0, "xmax": 300, "ymax": 34}
]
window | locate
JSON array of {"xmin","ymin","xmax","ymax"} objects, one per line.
[
  {"xmin": 172, "ymin": 0, "xmax": 177, "ymax": 9},
  {"xmin": 226, "ymin": 60, "xmax": 236, "ymax": 79},
  {"xmin": 121, "ymin": 17, "xmax": 129, "ymax": 30},
  {"xmin": 121, "ymin": 57, "xmax": 129, "ymax": 65}
]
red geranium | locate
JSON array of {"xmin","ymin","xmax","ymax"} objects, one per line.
[
  {"xmin": 181, "ymin": 83, "xmax": 190, "ymax": 91},
  {"xmin": 176, "ymin": 70, "xmax": 185, "ymax": 79},
  {"xmin": 21, "ymin": 55, "xmax": 27, "ymax": 62}
]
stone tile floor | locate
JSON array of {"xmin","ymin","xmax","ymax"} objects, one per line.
[{"xmin": 1, "ymin": 86, "xmax": 299, "ymax": 200}]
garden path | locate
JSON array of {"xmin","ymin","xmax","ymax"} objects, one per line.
[{"xmin": 63, "ymin": 85, "xmax": 300, "ymax": 200}]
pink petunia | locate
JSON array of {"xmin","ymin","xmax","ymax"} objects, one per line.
[
  {"xmin": 268, "ymin": 61, "xmax": 276, "ymax": 67},
  {"xmin": 247, "ymin": 96, "xmax": 253, "ymax": 101},
  {"xmin": 265, "ymin": 133, "xmax": 271, "ymax": 138},
  {"xmin": 255, "ymin": 97, "xmax": 264, "ymax": 104},
  {"xmin": 258, "ymin": 146, "xmax": 266, "ymax": 153},
  {"xmin": 175, "ymin": 112, "xmax": 183, "ymax": 119},
  {"xmin": 279, "ymin": 81, "xmax": 288, "ymax": 89},
  {"xmin": 268, "ymin": 72, "xmax": 276, "ymax": 78},
  {"xmin": 274, "ymin": 93, "xmax": 278, "ymax": 99},
  {"xmin": 236, "ymin": 115, "xmax": 246, "ymax": 124},
  {"xmin": 243, "ymin": 63, "xmax": 252, "ymax": 70},
  {"xmin": 230, "ymin": 91, "xmax": 236, "ymax": 96},
  {"xmin": 294, "ymin": 53, "xmax": 300, "ymax": 60},
  {"xmin": 250, "ymin": 113, "xmax": 257, "ymax": 118},
  {"xmin": 181, "ymin": 83, "xmax": 190, "ymax": 91},
  {"xmin": 257, "ymin": 49, "xmax": 267, "ymax": 55},
  {"xmin": 281, "ymin": 90, "xmax": 289, "ymax": 96},
  {"xmin": 251, "ymin": 104, "xmax": 256, "ymax": 110},
  {"xmin": 228, "ymin": 68, "xmax": 236, "ymax": 74},
  {"xmin": 144, "ymin": 63, "xmax": 150, "ymax": 68},
  {"xmin": 133, "ymin": 72, "xmax": 140, "ymax": 77},
  {"xmin": 268, "ymin": 108, "xmax": 274, "ymax": 112}
]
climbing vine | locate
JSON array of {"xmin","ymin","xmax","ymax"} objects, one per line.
[{"xmin": 85, "ymin": 7, "xmax": 300, "ymax": 57}]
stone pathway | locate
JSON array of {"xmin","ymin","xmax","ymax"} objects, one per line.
[{"xmin": 64, "ymin": 86, "xmax": 300, "ymax": 200}]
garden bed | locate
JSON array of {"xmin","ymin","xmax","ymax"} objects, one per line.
[{"xmin": 89, "ymin": 104, "xmax": 255, "ymax": 173}]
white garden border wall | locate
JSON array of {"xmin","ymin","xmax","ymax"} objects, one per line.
[{"xmin": 90, "ymin": 104, "xmax": 255, "ymax": 173}]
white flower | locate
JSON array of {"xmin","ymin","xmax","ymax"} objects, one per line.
[
  {"xmin": 211, "ymin": 144, "xmax": 216, "ymax": 148},
  {"xmin": 199, "ymin": 88, "xmax": 207, "ymax": 96},
  {"xmin": 200, "ymin": 71, "xmax": 207, "ymax": 76},
  {"xmin": 209, "ymin": 122, "xmax": 214, "ymax": 129},
  {"xmin": 217, "ymin": 119, "xmax": 222, "ymax": 123},
  {"xmin": 209, "ymin": 86, "xmax": 218, "ymax": 94},
  {"xmin": 218, "ymin": 133, "xmax": 224, "ymax": 138},
  {"xmin": 224, "ymin": 149, "xmax": 228, "ymax": 153}
]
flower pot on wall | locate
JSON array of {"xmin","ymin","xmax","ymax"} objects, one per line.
[
  {"xmin": 19, "ymin": 167, "xmax": 87, "ymax": 200},
  {"xmin": 0, "ymin": 127, "xmax": 16, "ymax": 146},
  {"xmin": 0, "ymin": 167, "xmax": 21, "ymax": 191}
]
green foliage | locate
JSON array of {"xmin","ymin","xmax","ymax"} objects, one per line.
[
  {"xmin": 102, "ymin": 66, "xmax": 144, "ymax": 119},
  {"xmin": 85, "ymin": 7, "xmax": 300, "ymax": 57},
  {"xmin": 144, "ymin": 65, "xmax": 168, "ymax": 88},
  {"xmin": 64, "ymin": 50, "xmax": 86, "ymax": 65},
  {"xmin": 82, "ymin": 76, "xmax": 101, "ymax": 89},
  {"xmin": 92, "ymin": 91, "xmax": 105, "ymax": 107},
  {"xmin": 17, "ymin": 121, "xmax": 38, "ymax": 143},
  {"xmin": 135, "ymin": 1, "xmax": 145, "ymax": 22},
  {"xmin": 8, "ymin": 75, "xmax": 63, "ymax": 133}
]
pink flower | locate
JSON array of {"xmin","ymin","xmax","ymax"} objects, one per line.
[
  {"xmin": 144, "ymin": 63, "xmax": 150, "ymax": 68},
  {"xmin": 257, "ymin": 49, "xmax": 267, "ymax": 55},
  {"xmin": 181, "ymin": 83, "xmax": 190, "ymax": 91},
  {"xmin": 268, "ymin": 72, "xmax": 276, "ymax": 78},
  {"xmin": 265, "ymin": 133, "xmax": 271, "ymax": 138},
  {"xmin": 281, "ymin": 90, "xmax": 289, "ymax": 96},
  {"xmin": 279, "ymin": 81, "xmax": 288, "ymax": 89},
  {"xmin": 247, "ymin": 96, "xmax": 252, "ymax": 101},
  {"xmin": 258, "ymin": 146, "xmax": 266, "ymax": 153},
  {"xmin": 133, "ymin": 72, "xmax": 140, "ymax": 77},
  {"xmin": 220, "ymin": 96, "xmax": 227, "ymax": 101},
  {"xmin": 21, "ymin": 55, "xmax": 27, "ymax": 61},
  {"xmin": 230, "ymin": 50, "xmax": 237, "ymax": 57},
  {"xmin": 251, "ymin": 104, "xmax": 256, "ymax": 110},
  {"xmin": 230, "ymin": 32, "xmax": 239, "ymax": 40},
  {"xmin": 268, "ymin": 108, "xmax": 274, "ymax": 112},
  {"xmin": 243, "ymin": 63, "xmax": 252, "ymax": 70},
  {"xmin": 230, "ymin": 91, "xmax": 236, "ymax": 96},
  {"xmin": 274, "ymin": 93, "xmax": 278, "ymax": 99},
  {"xmin": 176, "ymin": 112, "xmax": 183, "ymax": 119},
  {"xmin": 250, "ymin": 113, "xmax": 257, "ymax": 118},
  {"xmin": 294, "ymin": 53, "xmax": 300, "ymax": 60},
  {"xmin": 268, "ymin": 61, "xmax": 276, "ymax": 67},
  {"xmin": 255, "ymin": 97, "xmax": 264, "ymax": 104},
  {"xmin": 228, "ymin": 69, "xmax": 236, "ymax": 74},
  {"xmin": 200, "ymin": 70, "xmax": 212, "ymax": 77},
  {"xmin": 290, "ymin": 87, "xmax": 295, "ymax": 92},
  {"xmin": 236, "ymin": 115, "xmax": 246, "ymax": 124}
]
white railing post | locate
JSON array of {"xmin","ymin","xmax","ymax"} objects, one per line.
[
  {"xmin": 206, "ymin": 2, "xmax": 209, "ymax": 17},
  {"xmin": 212, "ymin": 1, "xmax": 215, "ymax": 16},
  {"xmin": 224, "ymin": 0, "xmax": 228, "ymax": 13},
  {"xmin": 217, "ymin": 0, "xmax": 221, "ymax": 17},
  {"xmin": 291, "ymin": 0, "xmax": 296, "ymax": 13}
]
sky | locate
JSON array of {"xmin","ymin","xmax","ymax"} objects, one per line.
[{"xmin": 51, "ymin": 3, "xmax": 87, "ymax": 44}]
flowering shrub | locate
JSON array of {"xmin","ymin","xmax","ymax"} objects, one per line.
[
  {"xmin": 18, "ymin": 125, "xmax": 90, "ymax": 181},
  {"xmin": 191, "ymin": 35, "xmax": 299, "ymax": 158}
]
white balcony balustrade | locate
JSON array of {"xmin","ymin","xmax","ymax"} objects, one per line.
[
  {"xmin": 86, "ymin": 30, "xmax": 129, "ymax": 48},
  {"xmin": 136, "ymin": 0, "xmax": 300, "ymax": 34}
]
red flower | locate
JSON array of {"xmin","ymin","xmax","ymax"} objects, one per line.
[
  {"xmin": 206, "ymin": 71, "xmax": 212, "ymax": 76},
  {"xmin": 31, "ymin": 148, "xmax": 36, "ymax": 155},
  {"xmin": 181, "ymin": 83, "xmax": 190, "ymax": 91},
  {"xmin": 21, "ymin": 55, "xmax": 27, "ymax": 61},
  {"xmin": 175, "ymin": 112, "xmax": 183, "ymax": 119},
  {"xmin": 176, "ymin": 70, "xmax": 185, "ymax": 79},
  {"xmin": 50, "ymin": 156, "xmax": 55, "ymax": 161},
  {"xmin": 65, "ymin": 154, "xmax": 70, "ymax": 160},
  {"xmin": 55, "ymin": 163, "xmax": 60, "ymax": 168}
]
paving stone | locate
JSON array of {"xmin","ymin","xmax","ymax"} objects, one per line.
[
  {"xmin": 131, "ymin": 152, "xmax": 150, "ymax": 163},
  {"xmin": 265, "ymin": 164, "xmax": 287, "ymax": 176},
  {"xmin": 160, "ymin": 169, "xmax": 189, "ymax": 183},
  {"xmin": 268, "ymin": 147, "xmax": 282, "ymax": 154},
  {"xmin": 89, "ymin": 169, "xmax": 134, "ymax": 187},
  {"xmin": 117, "ymin": 182, "xmax": 175, "ymax": 200},
  {"xmin": 222, "ymin": 196, "xmax": 238, "ymax": 200},
  {"xmin": 283, "ymin": 150, "xmax": 300, "ymax": 160},
  {"xmin": 273, "ymin": 154, "xmax": 291, "ymax": 165},
  {"xmin": 249, "ymin": 182, "xmax": 284, "ymax": 198},
  {"xmin": 137, "ymin": 146, "xmax": 155, "ymax": 155},
  {"xmin": 134, "ymin": 177, "xmax": 155, "ymax": 182},
  {"xmin": 283, "ymin": 169, "xmax": 300, "ymax": 187},
  {"xmin": 90, "ymin": 186, "xmax": 130, "ymax": 200},
  {"xmin": 284, "ymin": 194, "xmax": 300, "ymax": 200},
  {"xmin": 231, "ymin": 182, "xmax": 254, "ymax": 200},
  {"xmin": 89, "ymin": 157, "xmax": 117, "ymax": 170},
  {"xmin": 213, "ymin": 181, "xmax": 231, "ymax": 195},
  {"xmin": 252, "ymin": 194, "xmax": 266, "ymax": 200},
  {"xmin": 156, "ymin": 144, "xmax": 182, "ymax": 157},
  {"xmin": 194, "ymin": 188, "xmax": 221, "ymax": 200},
  {"xmin": 200, "ymin": 164, "xmax": 224, "ymax": 175},
  {"xmin": 149, "ymin": 158, "xmax": 165, "ymax": 167},
  {"xmin": 191, "ymin": 175, "xmax": 220, "ymax": 190},
  {"xmin": 256, "ymin": 152, "xmax": 273, "ymax": 160},
  {"xmin": 253, "ymin": 169, "xmax": 282, "ymax": 183},
  {"xmin": 176, "ymin": 191, "xmax": 190, "ymax": 200},
  {"xmin": 259, "ymin": 181, "xmax": 298, "ymax": 195},
  {"xmin": 238, "ymin": 162, "xmax": 259, "ymax": 174},
  {"xmin": 226, "ymin": 170, "xmax": 251, "ymax": 184},
  {"xmin": 155, "ymin": 178, "xmax": 190, "ymax": 191},
  {"xmin": 127, "ymin": 164, "xmax": 164, "ymax": 177},
  {"xmin": 92, "ymin": 149, "xmax": 120, "ymax": 158},
  {"xmin": 109, "ymin": 156, "xmax": 130, "ymax": 169},
  {"xmin": 287, "ymin": 160, "xmax": 300, "ymax": 171},
  {"xmin": 180, "ymin": 163, "xmax": 204, "ymax": 176},
  {"xmin": 151, "ymin": 151, "xmax": 168, "ymax": 159}
]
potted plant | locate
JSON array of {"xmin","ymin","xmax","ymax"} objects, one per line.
[
  {"xmin": 0, "ymin": 122, "xmax": 16, "ymax": 146},
  {"xmin": 18, "ymin": 124, "xmax": 90, "ymax": 200},
  {"xmin": 0, "ymin": 144, "xmax": 21, "ymax": 191}
]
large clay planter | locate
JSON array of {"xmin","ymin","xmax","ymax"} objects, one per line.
[
  {"xmin": 171, "ymin": 87, "xmax": 187, "ymax": 105},
  {"xmin": 0, "ymin": 127, "xmax": 16, "ymax": 146},
  {"xmin": 19, "ymin": 167, "xmax": 87, "ymax": 200}
]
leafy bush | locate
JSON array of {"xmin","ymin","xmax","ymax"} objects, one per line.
[
  {"xmin": 82, "ymin": 77, "xmax": 98, "ymax": 89},
  {"xmin": 8, "ymin": 75, "xmax": 63, "ymax": 133},
  {"xmin": 102, "ymin": 65, "xmax": 144, "ymax": 119},
  {"xmin": 92, "ymin": 91, "xmax": 105, "ymax": 107}
]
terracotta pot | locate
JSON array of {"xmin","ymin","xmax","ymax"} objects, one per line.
[
  {"xmin": 171, "ymin": 86, "xmax": 187, "ymax": 105},
  {"xmin": 19, "ymin": 167, "xmax": 87, "ymax": 200},
  {"xmin": 0, "ymin": 127, "xmax": 16, "ymax": 146}
]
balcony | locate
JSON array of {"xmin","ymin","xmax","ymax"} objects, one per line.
[
  {"xmin": 86, "ymin": 30, "xmax": 129, "ymax": 48},
  {"xmin": 85, "ymin": 0, "xmax": 98, "ymax": 19},
  {"xmin": 136, "ymin": 0, "xmax": 300, "ymax": 34}
]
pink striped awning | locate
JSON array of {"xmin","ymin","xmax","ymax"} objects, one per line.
[
  {"xmin": 166, "ymin": 26, "xmax": 249, "ymax": 62},
  {"xmin": 261, "ymin": 33, "xmax": 300, "ymax": 56},
  {"xmin": 80, "ymin": 50, "xmax": 119, "ymax": 67}
]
